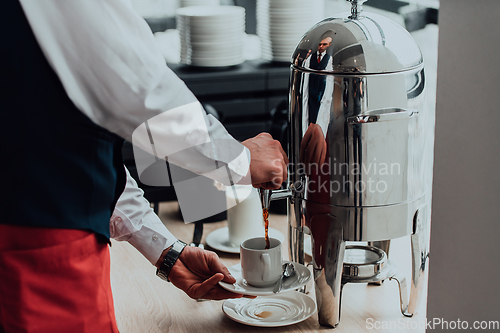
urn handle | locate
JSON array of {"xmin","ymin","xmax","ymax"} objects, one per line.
[
  {"xmin": 347, "ymin": 108, "xmax": 419, "ymax": 124},
  {"xmin": 347, "ymin": 0, "xmax": 367, "ymax": 19}
]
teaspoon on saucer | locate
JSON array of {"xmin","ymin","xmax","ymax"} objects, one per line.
[{"xmin": 273, "ymin": 262, "xmax": 295, "ymax": 293}]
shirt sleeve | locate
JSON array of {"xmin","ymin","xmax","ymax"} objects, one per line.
[
  {"xmin": 110, "ymin": 167, "xmax": 176, "ymax": 265},
  {"xmin": 19, "ymin": 0, "xmax": 250, "ymax": 185},
  {"xmin": 317, "ymin": 57, "xmax": 334, "ymax": 137}
]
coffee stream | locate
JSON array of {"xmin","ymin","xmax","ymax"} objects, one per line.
[{"xmin": 263, "ymin": 208, "xmax": 270, "ymax": 249}]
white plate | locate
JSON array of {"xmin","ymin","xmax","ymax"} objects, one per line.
[
  {"xmin": 257, "ymin": 9, "xmax": 317, "ymax": 16},
  {"xmin": 181, "ymin": 57, "xmax": 245, "ymax": 67},
  {"xmin": 180, "ymin": 0, "xmax": 219, "ymax": 6},
  {"xmin": 219, "ymin": 261, "xmax": 311, "ymax": 296},
  {"xmin": 258, "ymin": 2, "xmax": 316, "ymax": 10},
  {"xmin": 222, "ymin": 291, "xmax": 316, "ymax": 327},
  {"xmin": 257, "ymin": 25, "xmax": 314, "ymax": 33},
  {"xmin": 261, "ymin": 19, "xmax": 317, "ymax": 26},
  {"xmin": 260, "ymin": 38, "xmax": 301, "ymax": 44},
  {"xmin": 180, "ymin": 49, "xmax": 244, "ymax": 56},
  {"xmin": 178, "ymin": 25, "xmax": 245, "ymax": 34},
  {"xmin": 205, "ymin": 227, "xmax": 285, "ymax": 253},
  {"xmin": 183, "ymin": 41, "xmax": 243, "ymax": 50},
  {"xmin": 261, "ymin": 52, "xmax": 293, "ymax": 58},
  {"xmin": 183, "ymin": 57, "xmax": 244, "ymax": 64},
  {"xmin": 257, "ymin": 30, "xmax": 310, "ymax": 39},
  {"xmin": 176, "ymin": 5, "xmax": 245, "ymax": 18},
  {"xmin": 181, "ymin": 48, "xmax": 244, "ymax": 56},
  {"xmin": 177, "ymin": 20, "xmax": 245, "ymax": 29},
  {"xmin": 261, "ymin": 50, "xmax": 294, "ymax": 56},
  {"xmin": 260, "ymin": 44, "xmax": 300, "ymax": 51},
  {"xmin": 177, "ymin": 12, "xmax": 244, "ymax": 18},
  {"xmin": 261, "ymin": 43, "xmax": 297, "ymax": 50},
  {"xmin": 177, "ymin": 15, "xmax": 245, "ymax": 23},
  {"xmin": 180, "ymin": 32, "xmax": 244, "ymax": 41},
  {"xmin": 181, "ymin": 56, "xmax": 244, "ymax": 64},
  {"xmin": 181, "ymin": 51, "xmax": 244, "ymax": 59}
]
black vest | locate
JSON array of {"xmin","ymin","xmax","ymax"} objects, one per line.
[
  {"xmin": 0, "ymin": 2, "xmax": 126, "ymax": 239},
  {"xmin": 309, "ymin": 52, "xmax": 331, "ymax": 71},
  {"xmin": 309, "ymin": 52, "xmax": 330, "ymax": 94},
  {"xmin": 307, "ymin": 52, "xmax": 331, "ymax": 123}
]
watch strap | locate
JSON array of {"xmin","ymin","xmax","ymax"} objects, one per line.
[{"xmin": 156, "ymin": 240, "xmax": 187, "ymax": 281}]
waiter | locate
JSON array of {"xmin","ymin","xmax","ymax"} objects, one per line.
[
  {"xmin": 302, "ymin": 32, "xmax": 334, "ymax": 125},
  {"xmin": 0, "ymin": 1, "xmax": 288, "ymax": 332}
]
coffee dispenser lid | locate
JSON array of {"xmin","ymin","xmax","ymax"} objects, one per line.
[{"xmin": 291, "ymin": 1, "xmax": 423, "ymax": 74}]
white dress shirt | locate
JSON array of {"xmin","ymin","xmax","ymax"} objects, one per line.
[
  {"xmin": 19, "ymin": 0, "xmax": 251, "ymax": 265},
  {"xmin": 110, "ymin": 168, "xmax": 176, "ymax": 265}
]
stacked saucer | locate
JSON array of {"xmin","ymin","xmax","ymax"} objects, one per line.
[
  {"xmin": 180, "ymin": 0, "xmax": 219, "ymax": 7},
  {"xmin": 257, "ymin": 0, "xmax": 325, "ymax": 62},
  {"xmin": 220, "ymin": 263, "xmax": 315, "ymax": 327},
  {"xmin": 177, "ymin": 6, "xmax": 246, "ymax": 67}
]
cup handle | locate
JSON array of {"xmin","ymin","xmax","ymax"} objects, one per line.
[{"xmin": 261, "ymin": 253, "xmax": 271, "ymax": 282}]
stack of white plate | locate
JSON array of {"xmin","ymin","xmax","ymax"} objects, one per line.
[
  {"xmin": 177, "ymin": 6, "xmax": 246, "ymax": 67},
  {"xmin": 180, "ymin": 0, "xmax": 219, "ymax": 7},
  {"xmin": 257, "ymin": 0, "xmax": 325, "ymax": 62}
]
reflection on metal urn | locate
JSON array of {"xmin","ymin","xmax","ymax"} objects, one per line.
[{"xmin": 264, "ymin": 0, "xmax": 434, "ymax": 328}]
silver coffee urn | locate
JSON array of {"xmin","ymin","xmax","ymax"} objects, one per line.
[{"xmin": 261, "ymin": 0, "xmax": 434, "ymax": 328}]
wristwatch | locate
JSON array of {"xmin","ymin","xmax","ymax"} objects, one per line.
[{"xmin": 156, "ymin": 240, "xmax": 187, "ymax": 281}]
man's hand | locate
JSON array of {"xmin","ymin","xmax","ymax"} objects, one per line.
[
  {"xmin": 300, "ymin": 123, "xmax": 327, "ymax": 169},
  {"xmin": 157, "ymin": 245, "xmax": 243, "ymax": 300},
  {"xmin": 242, "ymin": 133, "xmax": 289, "ymax": 190}
]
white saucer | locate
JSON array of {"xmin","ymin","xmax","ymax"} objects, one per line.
[
  {"xmin": 222, "ymin": 291, "xmax": 316, "ymax": 327},
  {"xmin": 219, "ymin": 261, "xmax": 311, "ymax": 296},
  {"xmin": 205, "ymin": 227, "xmax": 285, "ymax": 254}
]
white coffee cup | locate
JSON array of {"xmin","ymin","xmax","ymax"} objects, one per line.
[
  {"xmin": 226, "ymin": 186, "xmax": 264, "ymax": 247},
  {"xmin": 240, "ymin": 237, "xmax": 282, "ymax": 287}
]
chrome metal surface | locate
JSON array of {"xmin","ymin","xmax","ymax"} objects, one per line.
[
  {"xmin": 342, "ymin": 259, "xmax": 398, "ymax": 285},
  {"xmin": 367, "ymin": 239, "xmax": 391, "ymax": 285},
  {"xmin": 270, "ymin": 188, "xmax": 293, "ymax": 202},
  {"xmin": 342, "ymin": 245, "xmax": 386, "ymax": 279},
  {"xmin": 282, "ymin": 2, "xmax": 434, "ymax": 327},
  {"xmin": 288, "ymin": 224, "xmax": 306, "ymax": 264},
  {"xmin": 408, "ymin": 206, "xmax": 430, "ymax": 316},
  {"xmin": 368, "ymin": 240, "xmax": 391, "ymax": 258},
  {"xmin": 291, "ymin": 12, "xmax": 423, "ymax": 74},
  {"xmin": 289, "ymin": 72, "xmax": 428, "ymax": 208},
  {"xmin": 348, "ymin": 0, "xmax": 367, "ymax": 20},
  {"xmin": 311, "ymin": 214, "xmax": 345, "ymax": 328},
  {"xmin": 390, "ymin": 272, "xmax": 412, "ymax": 317},
  {"xmin": 259, "ymin": 189, "xmax": 271, "ymax": 210},
  {"xmin": 291, "ymin": 197, "xmax": 426, "ymax": 242},
  {"xmin": 259, "ymin": 188, "xmax": 293, "ymax": 211}
]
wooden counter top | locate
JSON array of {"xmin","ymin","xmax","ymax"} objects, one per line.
[{"xmin": 110, "ymin": 201, "xmax": 427, "ymax": 332}]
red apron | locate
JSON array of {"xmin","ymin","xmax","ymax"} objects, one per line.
[{"xmin": 0, "ymin": 224, "xmax": 119, "ymax": 333}]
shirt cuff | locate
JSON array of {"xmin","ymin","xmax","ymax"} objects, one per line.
[{"xmin": 110, "ymin": 208, "xmax": 176, "ymax": 265}]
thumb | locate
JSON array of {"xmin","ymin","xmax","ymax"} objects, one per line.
[
  {"xmin": 205, "ymin": 254, "xmax": 236, "ymax": 284},
  {"xmin": 190, "ymin": 273, "xmax": 225, "ymax": 299},
  {"xmin": 219, "ymin": 266, "xmax": 236, "ymax": 284}
]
